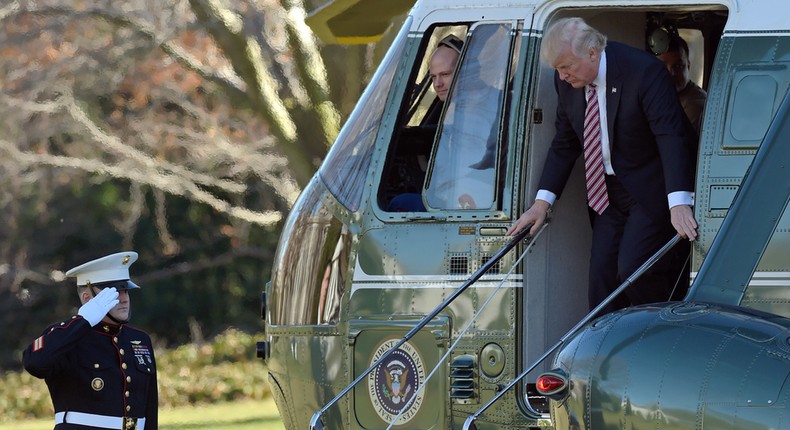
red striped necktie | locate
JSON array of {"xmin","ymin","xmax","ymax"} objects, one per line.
[{"xmin": 583, "ymin": 83, "xmax": 609, "ymax": 214}]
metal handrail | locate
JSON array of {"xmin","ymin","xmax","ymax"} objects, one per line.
[
  {"xmin": 463, "ymin": 234, "xmax": 682, "ymax": 430},
  {"xmin": 384, "ymin": 223, "xmax": 548, "ymax": 429},
  {"xmin": 309, "ymin": 225, "xmax": 535, "ymax": 430}
]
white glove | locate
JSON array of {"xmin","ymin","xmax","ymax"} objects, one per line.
[{"xmin": 78, "ymin": 287, "xmax": 120, "ymax": 326}]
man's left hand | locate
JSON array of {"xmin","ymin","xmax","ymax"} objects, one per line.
[{"xmin": 670, "ymin": 205, "xmax": 698, "ymax": 241}]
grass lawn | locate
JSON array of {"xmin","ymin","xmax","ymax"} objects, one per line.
[{"xmin": 0, "ymin": 398, "xmax": 285, "ymax": 430}]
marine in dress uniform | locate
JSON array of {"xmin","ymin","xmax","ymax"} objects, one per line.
[{"xmin": 23, "ymin": 252, "xmax": 158, "ymax": 430}]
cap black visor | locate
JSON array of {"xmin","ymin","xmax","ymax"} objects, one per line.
[{"xmin": 87, "ymin": 280, "xmax": 140, "ymax": 291}]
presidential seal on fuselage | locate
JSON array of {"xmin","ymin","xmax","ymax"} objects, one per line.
[{"xmin": 367, "ymin": 339, "xmax": 426, "ymax": 425}]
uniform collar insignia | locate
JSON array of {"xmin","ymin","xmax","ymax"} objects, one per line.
[{"xmin": 97, "ymin": 323, "xmax": 121, "ymax": 335}]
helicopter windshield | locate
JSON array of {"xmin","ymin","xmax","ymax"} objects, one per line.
[
  {"xmin": 424, "ymin": 22, "xmax": 514, "ymax": 210},
  {"xmin": 319, "ymin": 17, "xmax": 412, "ymax": 212},
  {"xmin": 377, "ymin": 21, "xmax": 518, "ymax": 213}
]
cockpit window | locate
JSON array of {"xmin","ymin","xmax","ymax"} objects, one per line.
[
  {"xmin": 425, "ymin": 22, "xmax": 514, "ymax": 210},
  {"xmin": 377, "ymin": 21, "xmax": 517, "ymax": 213},
  {"xmin": 319, "ymin": 17, "xmax": 411, "ymax": 212},
  {"xmin": 377, "ymin": 24, "xmax": 468, "ymax": 212}
]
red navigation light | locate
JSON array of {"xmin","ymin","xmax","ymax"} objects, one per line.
[
  {"xmin": 535, "ymin": 369, "xmax": 569, "ymax": 399},
  {"xmin": 536, "ymin": 375, "xmax": 565, "ymax": 393}
]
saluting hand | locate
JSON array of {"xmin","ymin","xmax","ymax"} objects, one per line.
[{"xmin": 78, "ymin": 287, "xmax": 120, "ymax": 326}]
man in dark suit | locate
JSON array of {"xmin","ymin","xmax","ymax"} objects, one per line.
[{"xmin": 507, "ymin": 17, "xmax": 698, "ymax": 313}]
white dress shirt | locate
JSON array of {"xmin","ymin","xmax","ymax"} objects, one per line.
[{"xmin": 536, "ymin": 50, "xmax": 693, "ymax": 208}]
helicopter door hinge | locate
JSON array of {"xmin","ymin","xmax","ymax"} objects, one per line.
[{"xmin": 533, "ymin": 108, "xmax": 543, "ymax": 124}]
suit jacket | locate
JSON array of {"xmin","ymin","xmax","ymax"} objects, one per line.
[{"xmin": 538, "ymin": 41, "xmax": 696, "ymax": 222}]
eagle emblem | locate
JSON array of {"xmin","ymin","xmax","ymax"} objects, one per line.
[
  {"xmin": 383, "ymin": 364, "xmax": 410, "ymax": 404},
  {"xmin": 367, "ymin": 339, "xmax": 426, "ymax": 425},
  {"xmin": 91, "ymin": 377, "xmax": 104, "ymax": 391}
]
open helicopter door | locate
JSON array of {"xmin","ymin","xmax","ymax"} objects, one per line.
[
  {"xmin": 464, "ymin": 234, "xmax": 684, "ymax": 429},
  {"xmin": 512, "ymin": 3, "xmax": 729, "ymax": 420}
]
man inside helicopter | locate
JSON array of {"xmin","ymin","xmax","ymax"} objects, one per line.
[
  {"xmin": 386, "ymin": 22, "xmax": 512, "ymax": 212},
  {"xmin": 385, "ymin": 34, "xmax": 465, "ymax": 212}
]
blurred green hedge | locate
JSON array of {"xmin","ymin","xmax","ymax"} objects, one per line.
[{"xmin": 0, "ymin": 328, "xmax": 271, "ymax": 422}]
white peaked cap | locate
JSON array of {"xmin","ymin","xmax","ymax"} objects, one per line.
[{"xmin": 65, "ymin": 251, "xmax": 139, "ymax": 288}]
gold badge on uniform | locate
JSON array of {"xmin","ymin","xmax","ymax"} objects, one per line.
[
  {"xmin": 123, "ymin": 417, "xmax": 137, "ymax": 430},
  {"xmin": 91, "ymin": 377, "xmax": 104, "ymax": 391}
]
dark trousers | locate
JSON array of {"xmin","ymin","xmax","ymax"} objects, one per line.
[{"xmin": 588, "ymin": 175, "xmax": 690, "ymax": 314}]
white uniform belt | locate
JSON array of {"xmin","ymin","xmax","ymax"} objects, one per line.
[{"xmin": 55, "ymin": 411, "xmax": 146, "ymax": 429}]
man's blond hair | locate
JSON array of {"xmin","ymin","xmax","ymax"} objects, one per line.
[{"xmin": 541, "ymin": 17, "xmax": 607, "ymax": 65}]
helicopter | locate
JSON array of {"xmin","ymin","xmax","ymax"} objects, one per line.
[{"xmin": 257, "ymin": 0, "xmax": 790, "ymax": 429}]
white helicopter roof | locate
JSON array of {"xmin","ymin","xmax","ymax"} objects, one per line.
[{"xmin": 408, "ymin": 0, "xmax": 789, "ymax": 33}]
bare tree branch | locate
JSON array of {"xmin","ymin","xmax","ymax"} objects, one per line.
[{"xmin": 0, "ymin": 139, "xmax": 282, "ymax": 226}]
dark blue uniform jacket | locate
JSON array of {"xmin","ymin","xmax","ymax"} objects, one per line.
[{"xmin": 23, "ymin": 316, "xmax": 158, "ymax": 429}]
